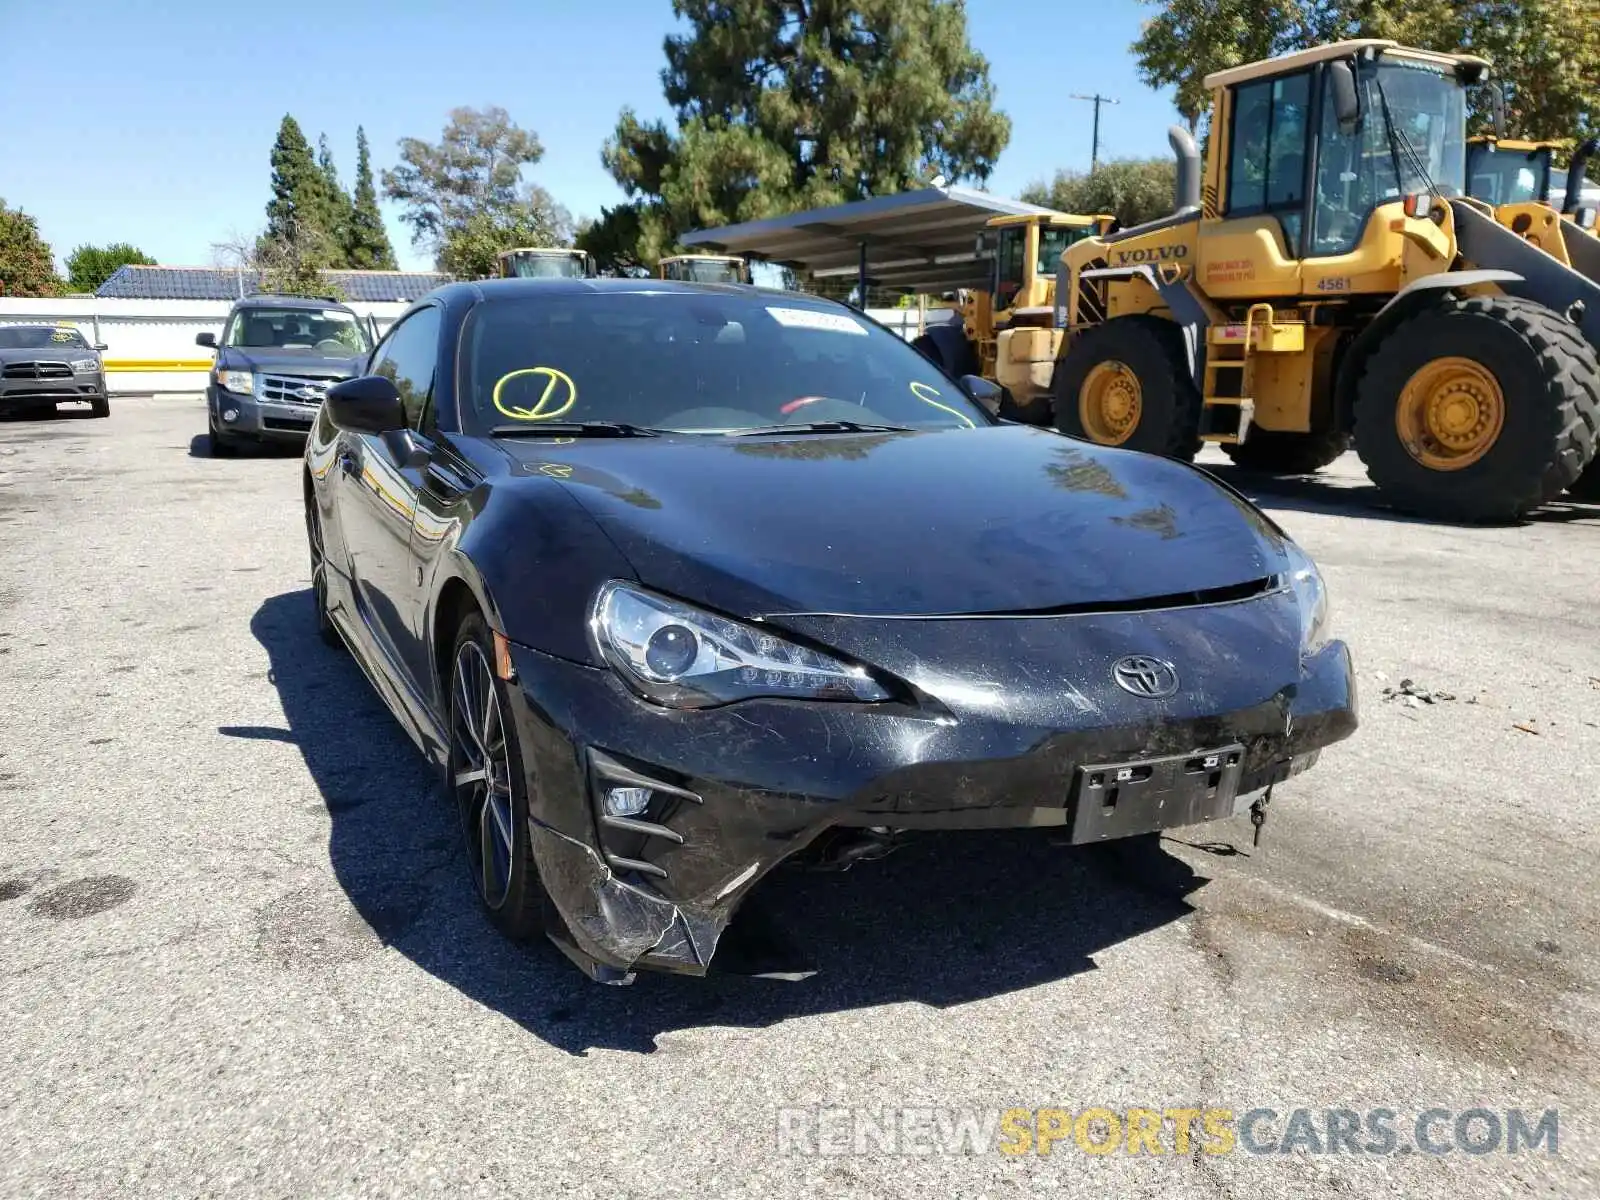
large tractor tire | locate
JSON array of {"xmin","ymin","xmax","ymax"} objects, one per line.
[
  {"xmin": 1053, "ymin": 316, "xmax": 1202, "ymax": 461},
  {"xmin": 1353, "ymin": 296, "xmax": 1600, "ymax": 523},
  {"xmin": 910, "ymin": 324, "xmax": 980, "ymax": 380},
  {"xmin": 1222, "ymin": 428, "xmax": 1351, "ymax": 474},
  {"xmin": 1568, "ymin": 461, "xmax": 1600, "ymax": 502}
]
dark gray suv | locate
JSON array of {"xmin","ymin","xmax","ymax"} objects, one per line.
[
  {"xmin": 0, "ymin": 325, "xmax": 109, "ymax": 418},
  {"xmin": 197, "ymin": 294, "xmax": 375, "ymax": 455}
]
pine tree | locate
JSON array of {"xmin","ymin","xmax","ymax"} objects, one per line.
[
  {"xmin": 263, "ymin": 115, "xmax": 339, "ymax": 269},
  {"xmin": 317, "ymin": 134, "xmax": 356, "ymax": 268},
  {"xmin": 346, "ymin": 126, "xmax": 398, "ymax": 269},
  {"xmin": 583, "ymin": 0, "xmax": 1011, "ymax": 270}
]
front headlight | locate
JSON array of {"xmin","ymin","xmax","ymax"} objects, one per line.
[
  {"xmin": 592, "ymin": 581, "xmax": 892, "ymax": 709},
  {"xmin": 1284, "ymin": 541, "xmax": 1330, "ymax": 653},
  {"xmin": 216, "ymin": 369, "xmax": 254, "ymax": 395},
  {"xmin": 69, "ymin": 357, "xmax": 99, "ymax": 373}
]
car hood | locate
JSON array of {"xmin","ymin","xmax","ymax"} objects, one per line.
[
  {"xmin": 501, "ymin": 424, "xmax": 1290, "ymax": 618},
  {"xmin": 0, "ymin": 344, "xmax": 89, "ymax": 362},
  {"xmin": 217, "ymin": 349, "xmax": 364, "ymax": 377}
]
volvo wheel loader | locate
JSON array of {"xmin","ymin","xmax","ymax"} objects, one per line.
[
  {"xmin": 658, "ymin": 253, "xmax": 752, "ymax": 284},
  {"xmin": 910, "ymin": 210, "xmax": 1114, "ymax": 421},
  {"xmin": 1467, "ymin": 135, "xmax": 1600, "ymax": 279},
  {"xmin": 1045, "ymin": 39, "xmax": 1600, "ymax": 521},
  {"xmin": 496, "ymin": 248, "xmax": 595, "ymax": 279}
]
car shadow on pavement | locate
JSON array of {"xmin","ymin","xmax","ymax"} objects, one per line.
[
  {"xmin": 1202, "ymin": 462, "xmax": 1600, "ymax": 527},
  {"xmin": 251, "ymin": 589, "xmax": 1209, "ymax": 1057}
]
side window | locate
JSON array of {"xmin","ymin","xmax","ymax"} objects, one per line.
[
  {"xmin": 1226, "ymin": 72, "xmax": 1312, "ymax": 253},
  {"xmin": 372, "ymin": 306, "xmax": 441, "ymax": 432},
  {"xmin": 995, "ymin": 226, "xmax": 1026, "ymax": 308}
]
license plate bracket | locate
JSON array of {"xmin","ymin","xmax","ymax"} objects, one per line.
[{"xmin": 1067, "ymin": 743, "xmax": 1246, "ymax": 844}]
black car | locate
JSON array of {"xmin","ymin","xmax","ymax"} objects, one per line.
[
  {"xmin": 0, "ymin": 324, "xmax": 109, "ymax": 418},
  {"xmin": 304, "ymin": 278, "xmax": 1358, "ymax": 984},
  {"xmin": 197, "ymin": 294, "xmax": 374, "ymax": 455}
]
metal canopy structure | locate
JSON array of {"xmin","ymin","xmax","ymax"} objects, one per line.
[{"xmin": 679, "ymin": 185, "xmax": 1059, "ymax": 301}]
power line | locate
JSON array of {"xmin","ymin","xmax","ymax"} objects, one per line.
[{"xmin": 1069, "ymin": 93, "xmax": 1121, "ymax": 172}]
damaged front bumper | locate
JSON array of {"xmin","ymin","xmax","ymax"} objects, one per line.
[{"xmin": 501, "ymin": 592, "xmax": 1358, "ymax": 985}]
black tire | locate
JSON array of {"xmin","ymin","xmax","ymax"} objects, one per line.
[
  {"xmin": 1053, "ymin": 316, "xmax": 1202, "ymax": 460},
  {"xmin": 996, "ymin": 386, "xmax": 1053, "ymax": 425},
  {"xmin": 1566, "ymin": 458, "xmax": 1600, "ymax": 502},
  {"xmin": 911, "ymin": 325, "xmax": 980, "ymax": 380},
  {"xmin": 446, "ymin": 611, "xmax": 544, "ymax": 942},
  {"xmin": 1221, "ymin": 428, "xmax": 1351, "ymax": 474},
  {"xmin": 304, "ymin": 496, "xmax": 341, "ymax": 648},
  {"xmin": 90, "ymin": 396, "xmax": 110, "ymax": 419},
  {"xmin": 1354, "ymin": 296, "xmax": 1600, "ymax": 522}
]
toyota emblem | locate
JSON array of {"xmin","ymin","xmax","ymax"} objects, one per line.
[{"xmin": 1111, "ymin": 655, "xmax": 1179, "ymax": 698}]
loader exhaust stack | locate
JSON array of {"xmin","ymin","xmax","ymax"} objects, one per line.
[{"xmin": 1169, "ymin": 125, "xmax": 1201, "ymax": 215}]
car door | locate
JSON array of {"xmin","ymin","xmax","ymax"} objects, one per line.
[{"xmin": 331, "ymin": 303, "xmax": 442, "ymax": 691}]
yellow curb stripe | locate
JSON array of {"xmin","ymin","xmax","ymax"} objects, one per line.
[{"xmin": 103, "ymin": 359, "xmax": 214, "ymax": 372}]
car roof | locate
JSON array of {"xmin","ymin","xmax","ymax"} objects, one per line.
[
  {"xmin": 436, "ymin": 276, "xmax": 845, "ymax": 307},
  {"xmin": 228, "ymin": 294, "xmax": 356, "ymax": 312}
]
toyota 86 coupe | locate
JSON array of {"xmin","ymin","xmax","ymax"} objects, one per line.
[{"xmin": 303, "ymin": 277, "xmax": 1357, "ymax": 985}]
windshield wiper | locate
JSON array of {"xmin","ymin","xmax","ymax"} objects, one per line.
[
  {"xmin": 489, "ymin": 421, "xmax": 661, "ymax": 438},
  {"xmin": 1373, "ymin": 72, "xmax": 1441, "ymax": 200},
  {"xmin": 725, "ymin": 420, "xmax": 915, "ymax": 436}
]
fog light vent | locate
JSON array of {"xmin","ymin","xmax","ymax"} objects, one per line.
[{"xmin": 222, "ymin": 407, "xmax": 239, "ymax": 422}]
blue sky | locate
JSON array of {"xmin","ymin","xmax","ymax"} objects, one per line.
[{"xmin": 0, "ymin": 0, "xmax": 1183, "ymax": 275}]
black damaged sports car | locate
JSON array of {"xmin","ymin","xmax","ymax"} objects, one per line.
[{"xmin": 304, "ymin": 278, "xmax": 1357, "ymax": 984}]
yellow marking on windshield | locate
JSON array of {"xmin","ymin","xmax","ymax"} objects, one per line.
[
  {"xmin": 538, "ymin": 463, "xmax": 574, "ymax": 479},
  {"xmin": 909, "ymin": 381, "xmax": 975, "ymax": 428},
  {"xmin": 493, "ymin": 366, "xmax": 577, "ymax": 421}
]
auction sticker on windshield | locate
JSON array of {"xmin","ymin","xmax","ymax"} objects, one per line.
[{"xmin": 766, "ymin": 307, "xmax": 868, "ymax": 336}]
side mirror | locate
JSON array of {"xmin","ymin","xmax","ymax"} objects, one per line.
[
  {"xmin": 959, "ymin": 374, "xmax": 1003, "ymax": 413},
  {"xmin": 326, "ymin": 375, "xmax": 405, "ymax": 433},
  {"xmin": 93, "ymin": 343, "xmax": 108, "ymax": 352},
  {"xmin": 1488, "ymin": 83, "xmax": 1508, "ymax": 139},
  {"xmin": 1329, "ymin": 61, "xmax": 1360, "ymax": 133},
  {"xmin": 195, "ymin": 331, "xmax": 216, "ymax": 348}
]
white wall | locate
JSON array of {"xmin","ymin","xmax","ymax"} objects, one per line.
[{"xmin": 0, "ymin": 297, "xmax": 414, "ymax": 394}]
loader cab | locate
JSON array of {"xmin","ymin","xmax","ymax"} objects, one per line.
[
  {"xmin": 496, "ymin": 248, "xmax": 594, "ymax": 279},
  {"xmin": 1202, "ymin": 40, "xmax": 1481, "ymax": 292},
  {"xmin": 983, "ymin": 214, "xmax": 1109, "ymax": 317},
  {"xmin": 1467, "ymin": 138, "xmax": 1553, "ymax": 206},
  {"xmin": 657, "ymin": 254, "xmax": 751, "ymax": 284}
]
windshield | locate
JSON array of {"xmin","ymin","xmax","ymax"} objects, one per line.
[
  {"xmin": 500, "ymin": 252, "xmax": 586, "ymax": 279},
  {"xmin": 0, "ymin": 326, "xmax": 90, "ymax": 350},
  {"xmin": 664, "ymin": 259, "xmax": 745, "ymax": 284},
  {"xmin": 1466, "ymin": 143, "xmax": 1549, "ymax": 206},
  {"xmin": 1369, "ymin": 59, "xmax": 1468, "ymax": 197},
  {"xmin": 225, "ymin": 307, "xmax": 367, "ymax": 355},
  {"xmin": 1036, "ymin": 225, "xmax": 1096, "ymax": 276},
  {"xmin": 462, "ymin": 292, "xmax": 991, "ymax": 434}
]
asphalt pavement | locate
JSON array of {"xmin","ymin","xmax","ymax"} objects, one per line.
[{"xmin": 2, "ymin": 395, "xmax": 1598, "ymax": 1199}]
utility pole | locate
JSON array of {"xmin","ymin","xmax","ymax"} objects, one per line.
[{"xmin": 1069, "ymin": 93, "xmax": 1121, "ymax": 172}]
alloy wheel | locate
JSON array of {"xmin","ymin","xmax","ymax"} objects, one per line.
[{"xmin": 450, "ymin": 640, "xmax": 515, "ymax": 910}]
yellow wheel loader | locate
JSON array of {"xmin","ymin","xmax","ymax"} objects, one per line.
[
  {"xmin": 658, "ymin": 254, "xmax": 752, "ymax": 284},
  {"xmin": 909, "ymin": 211, "xmax": 1114, "ymax": 421},
  {"xmin": 1048, "ymin": 39, "xmax": 1600, "ymax": 521},
  {"xmin": 1467, "ymin": 135, "xmax": 1600, "ymax": 277},
  {"xmin": 496, "ymin": 248, "xmax": 596, "ymax": 279}
]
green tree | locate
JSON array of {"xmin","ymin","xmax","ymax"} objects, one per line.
[
  {"xmin": 346, "ymin": 126, "xmax": 398, "ymax": 269},
  {"xmin": 317, "ymin": 134, "xmax": 356, "ymax": 266},
  {"xmin": 437, "ymin": 191, "xmax": 575, "ymax": 279},
  {"xmin": 256, "ymin": 218, "xmax": 346, "ymax": 301},
  {"xmin": 1133, "ymin": 1, "xmax": 1600, "ymax": 140},
  {"xmin": 263, "ymin": 115, "xmax": 341, "ymax": 268},
  {"xmin": 1021, "ymin": 157, "xmax": 1180, "ymax": 227},
  {"xmin": 64, "ymin": 242, "xmax": 155, "ymax": 293},
  {"xmin": 587, "ymin": 0, "xmax": 1011, "ymax": 272},
  {"xmin": 0, "ymin": 199, "xmax": 63, "ymax": 297},
  {"xmin": 382, "ymin": 106, "xmax": 562, "ymax": 270}
]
